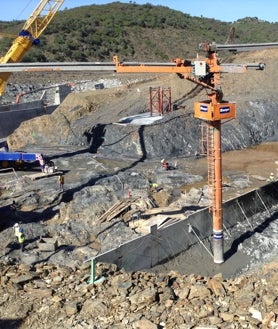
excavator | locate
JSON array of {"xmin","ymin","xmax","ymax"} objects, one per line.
[{"xmin": 0, "ymin": 0, "xmax": 65, "ymax": 96}]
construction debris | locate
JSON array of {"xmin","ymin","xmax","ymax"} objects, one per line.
[
  {"xmin": 98, "ymin": 197, "xmax": 140, "ymax": 223},
  {"xmin": 23, "ymin": 171, "xmax": 63, "ymax": 181}
]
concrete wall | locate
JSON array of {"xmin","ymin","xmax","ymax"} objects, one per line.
[
  {"xmin": 96, "ymin": 182, "xmax": 278, "ymax": 271},
  {"xmin": 0, "ymin": 85, "xmax": 71, "ymax": 138},
  {"xmin": 0, "ymin": 101, "xmax": 57, "ymax": 138}
]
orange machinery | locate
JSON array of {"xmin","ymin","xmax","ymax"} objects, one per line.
[{"xmin": 113, "ymin": 45, "xmax": 265, "ymax": 264}]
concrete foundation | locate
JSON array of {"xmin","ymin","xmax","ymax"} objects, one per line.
[
  {"xmin": 96, "ymin": 181, "xmax": 278, "ymax": 271},
  {"xmin": 0, "ymin": 101, "xmax": 56, "ymax": 138},
  {"xmin": 0, "ymin": 84, "xmax": 71, "ymax": 138}
]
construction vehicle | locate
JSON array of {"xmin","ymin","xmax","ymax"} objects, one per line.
[
  {"xmin": 0, "ymin": 0, "xmax": 65, "ymax": 96},
  {"xmin": 0, "ymin": 151, "xmax": 54, "ymax": 170},
  {"xmin": 0, "ymin": 141, "xmax": 54, "ymax": 169},
  {"xmin": 113, "ymin": 41, "xmax": 277, "ymax": 264}
]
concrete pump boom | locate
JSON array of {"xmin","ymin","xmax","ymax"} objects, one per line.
[
  {"xmin": 113, "ymin": 42, "xmax": 276, "ymax": 264},
  {"xmin": 0, "ymin": 0, "xmax": 65, "ymax": 96}
]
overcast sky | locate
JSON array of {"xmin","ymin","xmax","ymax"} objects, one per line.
[{"xmin": 1, "ymin": 0, "xmax": 277, "ymax": 23}]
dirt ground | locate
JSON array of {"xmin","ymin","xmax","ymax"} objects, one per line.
[
  {"xmin": 129, "ymin": 142, "xmax": 277, "ymax": 212},
  {"xmin": 171, "ymin": 142, "xmax": 278, "ymax": 200}
]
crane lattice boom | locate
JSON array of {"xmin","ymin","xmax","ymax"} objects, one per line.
[
  {"xmin": 0, "ymin": 0, "xmax": 64, "ymax": 95},
  {"xmin": 22, "ymin": 0, "xmax": 64, "ymax": 39}
]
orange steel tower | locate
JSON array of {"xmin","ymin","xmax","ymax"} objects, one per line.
[
  {"xmin": 193, "ymin": 47, "xmax": 236, "ymax": 263},
  {"xmin": 113, "ymin": 43, "xmax": 266, "ymax": 263}
]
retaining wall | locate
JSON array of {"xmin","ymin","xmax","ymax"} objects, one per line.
[
  {"xmin": 0, "ymin": 101, "xmax": 57, "ymax": 138},
  {"xmin": 96, "ymin": 181, "xmax": 278, "ymax": 271},
  {"xmin": 0, "ymin": 85, "xmax": 71, "ymax": 138}
]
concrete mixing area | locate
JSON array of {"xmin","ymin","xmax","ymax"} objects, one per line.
[{"xmin": 95, "ymin": 181, "xmax": 278, "ymax": 278}]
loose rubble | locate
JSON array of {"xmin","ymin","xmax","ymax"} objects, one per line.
[{"xmin": 0, "ymin": 259, "xmax": 277, "ymax": 328}]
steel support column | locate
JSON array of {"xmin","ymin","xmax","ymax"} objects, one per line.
[{"xmin": 212, "ymin": 120, "xmax": 224, "ymax": 263}]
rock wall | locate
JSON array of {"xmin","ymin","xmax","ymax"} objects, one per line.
[{"xmin": 0, "ymin": 101, "xmax": 57, "ymax": 138}]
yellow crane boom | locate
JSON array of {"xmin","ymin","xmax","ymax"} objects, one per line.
[{"xmin": 0, "ymin": 0, "xmax": 65, "ymax": 95}]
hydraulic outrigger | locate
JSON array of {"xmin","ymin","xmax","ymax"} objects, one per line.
[{"xmin": 113, "ymin": 42, "xmax": 274, "ymax": 263}]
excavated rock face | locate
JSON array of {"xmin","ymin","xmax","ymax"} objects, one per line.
[{"xmin": 7, "ymin": 50, "xmax": 278, "ymax": 157}]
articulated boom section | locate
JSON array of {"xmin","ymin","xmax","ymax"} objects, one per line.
[
  {"xmin": 113, "ymin": 50, "xmax": 265, "ymax": 105},
  {"xmin": 112, "ymin": 55, "xmax": 193, "ymax": 76}
]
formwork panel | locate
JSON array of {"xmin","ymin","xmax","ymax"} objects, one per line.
[{"xmin": 96, "ymin": 182, "xmax": 278, "ymax": 272}]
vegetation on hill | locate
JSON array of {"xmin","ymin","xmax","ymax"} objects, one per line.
[{"xmin": 0, "ymin": 2, "xmax": 277, "ymax": 63}]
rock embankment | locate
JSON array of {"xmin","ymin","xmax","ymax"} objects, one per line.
[{"xmin": 0, "ymin": 259, "xmax": 277, "ymax": 329}]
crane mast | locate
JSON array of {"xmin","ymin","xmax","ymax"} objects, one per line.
[{"xmin": 0, "ymin": 0, "xmax": 64, "ymax": 95}]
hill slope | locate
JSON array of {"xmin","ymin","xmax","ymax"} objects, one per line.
[{"xmin": 0, "ymin": 2, "xmax": 277, "ymax": 63}]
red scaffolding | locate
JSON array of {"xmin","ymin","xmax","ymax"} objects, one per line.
[{"xmin": 149, "ymin": 87, "xmax": 172, "ymax": 116}]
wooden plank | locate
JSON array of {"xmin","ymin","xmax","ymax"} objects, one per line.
[
  {"xmin": 23, "ymin": 171, "xmax": 63, "ymax": 181},
  {"xmin": 105, "ymin": 198, "xmax": 138, "ymax": 222},
  {"xmin": 98, "ymin": 200, "xmax": 125, "ymax": 223},
  {"xmin": 98, "ymin": 197, "xmax": 139, "ymax": 223},
  {"xmin": 158, "ymin": 217, "xmax": 182, "ymax": 229},
  {"xmin": 142, "ymin": 206, "xmax": 182, "ymax": 216}
]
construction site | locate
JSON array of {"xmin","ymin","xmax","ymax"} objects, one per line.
[{"xmin": 0, "ymin": 1, "xmax": 277, "ymax": 328}]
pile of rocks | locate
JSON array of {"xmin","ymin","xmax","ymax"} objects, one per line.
[{"xmin": 0, "ymin": 258, "xmax": 277, "ymax": 329}]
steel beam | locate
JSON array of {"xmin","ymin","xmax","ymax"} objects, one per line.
[
  {"xmin": 0, "ymin": 62, "xmax": 115, "ymax": 73},
  {"xmin": 199, "ymin": 42, "xmax": 278, "ymax": 52}
]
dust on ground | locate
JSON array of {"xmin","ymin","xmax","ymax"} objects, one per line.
[{"xmin": 168, "ymin": 142, "xmax": 278, "ymax": 201}]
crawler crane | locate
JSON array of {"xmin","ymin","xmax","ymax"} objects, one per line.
[
  {"xmin": 113, "ymin": 44, "xmax": 267, "ymax": 264},
  {"xmin": 0, "ymin": 0, "xmax": 65, "ymax": 96}
]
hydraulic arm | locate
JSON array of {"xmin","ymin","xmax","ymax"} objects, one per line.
[
  {"xmin": 0, "ymin": 0, "xmax": 65, "ymax": 95},
  {"xmin": 113, "ymin": 52, "xmax": 264, "ymax": 103}
]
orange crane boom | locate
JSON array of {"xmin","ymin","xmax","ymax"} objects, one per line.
[
  {"xmin": 113, "ymin": 52, "xmax": 264, "ymax": 103},
  {"xmin": 0, "ymin": 0, "xmax": 65, "ymax": 96}
]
